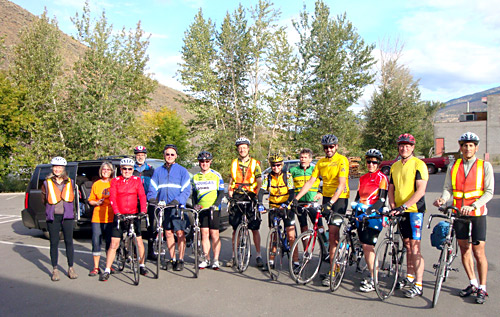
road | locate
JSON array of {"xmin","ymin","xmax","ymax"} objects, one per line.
[{"xmin": 1, "ymin": 170, "xmax": 499, "ymax": 316}]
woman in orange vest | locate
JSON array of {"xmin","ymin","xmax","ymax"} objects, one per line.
[{"xmin": 41, "ymin": 156, "xmax": 78, "ymax": 282}]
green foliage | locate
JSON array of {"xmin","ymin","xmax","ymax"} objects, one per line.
[{"xmin": 0, "ymin": 174, "xmax": 28, "ymax": 192}]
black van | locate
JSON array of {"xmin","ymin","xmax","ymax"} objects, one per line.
[{"xmin": 21, "ymin": 157, "xmax": 228, "ymax": 238}]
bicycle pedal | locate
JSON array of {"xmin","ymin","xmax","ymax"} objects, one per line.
[
  {"xmin": 433, "ymin": 264, "xmax": 439, "ymax": 269},
  {"xmin": 450, "ymin": 268, "xmax": 459, "ymax": 272}
]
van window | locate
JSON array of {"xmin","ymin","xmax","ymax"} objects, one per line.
[{"xmin": 34, "ymin": 165, "xmax": 77, "ymax": 189}]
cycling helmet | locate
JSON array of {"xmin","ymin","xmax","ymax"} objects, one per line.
[
  {"xmin": 120, "ymin": 158, "xmax": 135, "ymax": 166},
  {"xmin": 134, "ymin": 145, "xmax": 147, "ymax": 154},
  {"xmin": 365, "ymin": 149, "xmax": 383, "ymax": 161},
  {"xmin": 458, "ymin": 132, "xmax": 480, "ymax": 145},
  {"xmin": 268, "ymin": 153, "xmax": 284, "ymax": 164},
  {"xmin": 50, "ymin": 156, "xmax": 67, "ymax": 166},
  {"xmin": 163, "ymin": 144, "xmax": 178, "ymax": 153},
  {"xmin": 321, "ymin": 134, "xmax": 338, "ymax": 145},
  {"xmin": 197, "ymin": 150, "xmax": 213, "ymax": 161},
  {"xmin": 235, "ymin": 137, "xmax": 251, "ymax": 147},
  {"xmin": 397, "ymin": 133, "xmax": 415, "ymax": 145}
]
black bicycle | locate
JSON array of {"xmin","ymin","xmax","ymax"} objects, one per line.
[
  {"xmin": 428, "ymin": 205, "xmax": 461, "ymax": 308},
  {"xmin": 183, "ymin": 206, "xmax": 213, "ymax": 278},
  {"xmin": 230, "ymin": 199, "xmax": 258, "ymax": 273},
  {"xmin": 265, "ymin": 207, "xmax": 292, "ymax": 281},
  {"xmin": 152, "ymin": 201, "xmax": 176, "ymax": 278},
  {"xmin": 115, "ymin": 213, "xmax": 148, "ymax": 286}
]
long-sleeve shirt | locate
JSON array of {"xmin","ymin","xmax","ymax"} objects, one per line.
[
  {"xmin": 110, "ymin": 176, "xmax": 147, "ymax": 215},
  {"xmin": 147, "ymin": 163, "xmax": 191, "ymax": 205}
]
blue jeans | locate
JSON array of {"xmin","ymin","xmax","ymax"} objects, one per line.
[{"xmin": 91, "ymin": 222, "xmax": 112, "ymax": 256}]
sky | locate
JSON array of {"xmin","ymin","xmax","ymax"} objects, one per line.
[{"xmin": 9, "ymin": 0, "xmax": 500, "ymax": 107}]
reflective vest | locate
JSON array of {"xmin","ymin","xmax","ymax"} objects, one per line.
[
  {"xmin": 231, "ymin": 158, "xmax": 259, "ymax": 194},
  {"xmin": 451, "ymin": 158, "xmax": 486, "ymax": 216},
  {"xmin": 46, "ymin": 178, "xmax": 75, "ymax": 205}
]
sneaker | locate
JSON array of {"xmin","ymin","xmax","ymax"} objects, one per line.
[
  {"xmin": 404, "ymin": 285, "xmax": 423, "ymax": 298},
  {"xmin": 293, "ymin": 264, "xmax": 301, "ymax": 275},
  {"xmin": 99, "ymin": 271, "xmax": 110, "ymax": 281},
  {"xmin": 164, "ymin": 259, "xmax": 175, "ymax": 271},
  {"xmin": 226, "ymin": 258, "xmax": 235, "ymax": 268},
  {"xmin": 199, "ymin": 260, "xmax": 209, "ymax": 269},
  {"xmin": 360, "ymin": 280, "xmax": 375, "ymax": 293},
  {"xmin": 256, "ymin": 256, "xmax": 264, "ymax": 267},
  {"xmin": 51, "ymin": 268, "xmax": 60, "ymax": 282},
  {"xmin": 147, "ymin": 252, "xmax": 158, "ymax": 261},
  {"xmin": 68, "ymin": 267, "xmax": 78, "ymax": 279},
  {"xmin": 476, "ymin": 289, "xmax": 488, "ymax": 304},
  {"xmin": 459, "ymin": 284, "xmax": 478, "ymax": 297},
  {"xmin": 262, "ymin": 262, "xmax": 274, "ymax": 272},
  {"xmin": 140, "ymin": 266, "xmax": 148, "ymax": 276},
  {"xmin": 360, "ymin": 276, "xmax": 371, "ymax": 286},
  {"xmin": 174, "ymin": 260, "xmax": 184, "ymax": 271},
  {"xmin": 110, "ymin": 267, "xmax": 116, "ymax": 275},
  {"xmin": 396, "ymin": 277, "xmax": 413, "ymax": 290},
  {"xmin": 211, "ymin": 260, "xmax": 220, "ymax": 270},
  {"xmin": 88, "ymin": 268, "xmax": 100, "ymax": 277},
  {"xmin": 321, "ymin": 274, "xmax": 332, "ymax": 287}
]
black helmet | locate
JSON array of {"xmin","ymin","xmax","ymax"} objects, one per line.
[
  {"xmin": 197, "ymin": 151, "xmax": 213, "ymax": 161},
  {"xmin": 365, "ymin": 149, "xmax": 383, "ymax": 161},
  {"xmin": 163, "ymin": 144, "xmax": 178, "ymax": 153},
  {"xmin": 134, "ymin": 145, "xmax": 147, "ymax": 154},
  {"xmin": 235, "ymin": 137, "xmax": 251, "ymax": 147},
  {"xmin": 321, "ymin": 134, "xmax": 338, "ymax": 145},
  {"xmin": 458, "ymin": 132, "xmax": 479, "ymax": 145}
]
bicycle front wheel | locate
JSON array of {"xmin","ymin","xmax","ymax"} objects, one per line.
[
  {"xmin": 155, "ymin": 229, "xmax": 163, "ymax": 279},
  {"xmin": 234, "ymin": 224, "xmax": 251, "ymax": 273},
  {"xmin": 115, "ymin": 240, "xmax": 126, "ymax": 272},
  {"xmin": 330, "ymin": 236, "xmax": 349, "ymax": 292},
  {"xmin": 432, "ymin": 247, "xmax": 447, "ymax": 308},
  {"xmin": 266, "ymin": 227, "xmax": 280, "ymax": 281},
  {"xmin": 289, "ymin": 231, "xmax": 322, "ymax": 285},
  {"xmin": 374, "ymin": 239, "xmax": 399, "ymax": 300},
  {"xmin": 130, "ymin": 237, "xmax": 140, "ymax": 286},
  {"xmin": 194, "ymin": 229, "xmax": 200, "ymax": 278}
]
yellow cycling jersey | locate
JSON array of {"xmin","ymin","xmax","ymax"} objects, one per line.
[
  {"xmin": 390, "ymin": 156, "xmax": 428, "ymax": 213},
  {"xmin": 311, "ymin": 152, "xmax": 349, "ymax": 198}
]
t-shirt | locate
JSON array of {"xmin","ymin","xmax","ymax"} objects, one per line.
[
  {"xmin": 311, "ymin": 152, "xmax": 350, "ymax": 198},
  {"xmin": 390, "ymin": 156, "xmax": 428, "ymax": 213},
  {"xmin": 89, "ymin": 179, "xmax": 114, "ymax": 223},
  {"xmin": 192, "ymin": 170, "xmax": 224, "ymax": 209},
  {"xmin": 289, "ymin": 164, "xmax": 320, "ymax": 202}
]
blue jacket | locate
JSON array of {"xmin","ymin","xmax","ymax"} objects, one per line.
[
  {"xmin": 147, "ymin": 163, "xmax": 191, "ymax": 205},
  {"xmin": 134, "ymin": 163, "xmax": 154, "ymax": 194}
]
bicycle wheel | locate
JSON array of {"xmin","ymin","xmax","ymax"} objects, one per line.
[
  {"xmin": 432, "ymin": 247, "xmax": 447, "ymax": 308},
  {"xmin": 374, "ymin": 239, "xmax": 399, "ymax": 300},
  {"xmin": 330, "ymin": 235, "xmax": 349, "ymax": 292},
  {"xmin": 234, "ymin": 224, "xmax": 251, "ymax": 273},
  {"xmin": 115, "ymin": 240, "xmax": 126, "ymax": 272},
  {"xmin": 266, "ymin": 227, "xmax": 280, "ymax": 281},
  {"xmin": 194, "ymin": 229, "xmax": 200, "ymax": 278},
  {"xmin": 289, "ymin": 231, "xmax": 322, "ymax": 284},
  {"xmin": 130, "ymin": 236, "xmax": 140, "ymax": 286},
  {"xmin": 155, "ymin": 229, "xmax": 163, "ymax": 279}
]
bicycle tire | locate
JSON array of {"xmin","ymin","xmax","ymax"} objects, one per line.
[
  {"xmin": 330, "ymin": 235, "xmax": 349, "ymax": 292},
  {"xmin": 432, "ymin": 246, "xmax": 447, "ymax": 308},
  {"xmin": 374, "ymin": 239, "xmax": 399, "ymax": 300},
  {"xmin": 131, "ymin": 236, "xmax": 140, "ymax": 286},
  {"xmin": 266, "ymin": 227, "xmax": 280, "ymax": 281},
  {"xmin": 115, "ymin": 240, "xmax": 126, "ymax": 272},
  {"xmin": 289, "ymin": 231, "xmax": 322, "ymax": 284},
  {"xmin": 234, "ymin": 224, "xmax": 251, "ymax": 273},
  {"xmin": 194, "ymin": 229, "xmax": 200, "ymax": 278},
  {"xmin": 155, "ymin": 229, "xmax": 163, "ymax": 279}
]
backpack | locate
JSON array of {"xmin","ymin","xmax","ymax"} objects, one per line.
[{"xmin": 430, "ymin": 221, "xmax": 450, "ymax": 250}]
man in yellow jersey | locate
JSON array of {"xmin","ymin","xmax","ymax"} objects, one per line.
[
  {"xmin": 434, "ymin": 132, "xmax": 494, "ymax": 304},
  {"xmin": 227, "ymin": 137, "xmax": 264, "ymax": 268},
  {"xmin": 294, "ymin": 134, "xmax": 349, "ymax": 287},
  {"xmin": 388, "ymin": 133, "xmax": 428, "ymax": 298}
]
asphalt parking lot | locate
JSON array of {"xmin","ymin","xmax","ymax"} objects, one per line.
[{"xmin": 1, "ymin": 170, "xmax": 499, "ymax": 316}]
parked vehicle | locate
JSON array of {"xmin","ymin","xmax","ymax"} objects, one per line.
[
  {"xmin": 262, "ymin": 159, "xmax": 318, "ymax": 181},
  {"xmin": 379, "ymin": 156, "xmax": 449, "ymax": 176},
  {"xmin": 21, "ymin": 157, "xmax": 228, "ymax": 238}
]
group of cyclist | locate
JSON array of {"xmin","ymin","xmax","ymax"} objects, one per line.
[{"xmin": 42, "ymin": 130, "xmax": 493, "ymax": 305}]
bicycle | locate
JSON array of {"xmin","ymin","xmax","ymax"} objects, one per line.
[
  {"xmin": 152, "ymin": 201, "xmax": 176, "ymax": 278},
  {"xmin": 115, "ymin": 213, "xmax": 148, "ymax": 286},
  {"xmin": 229, "ymin": 198, "xmax": 258, "ymax": 273},
  {"xmin": 427, "ymin": 205, "xmax": 462, "ymax": 308},
  {"xmin": 289, "ymin": 201, "xmax": 327, "ymax": 285},
  {"xmin": 183, "ymin": 206, "xmax": 213, "ymax": 278},
  {"xmin": 265, "ymin": 207, "xmax": 292, "ymax": 281},
  {"xmin": 373, "ymin": 210, "xmax": 406, "ymax": 300},
  {"xmin": 328, "ymin": 211, "xmax": 366, "ymax": 292}
]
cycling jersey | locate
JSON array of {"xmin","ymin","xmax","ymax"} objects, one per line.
[
  {"xmin": 289, "ymin": 164, "xmax": 320, "ymax": 202},
  {"xmin": 110, "ymin": 176, "xmax": 147, "ymax": 215},
  {"xmin": 263, "ymin": 171, "xmax": 294, "ymax": 208},
  {"xmin": 311, "ymin": 152, "xmax": 350, "ymax": 198},
  {"xmin": 230, "ymin": 157, "xmax": 262, "ymax": 194},
  {"xmin": 357, "ymin": 171, "xmax": 388, "ymax": 205},
  {"xmin": 389, "ymin": 156, "xmax": 428, "ymax": 213},
  {"xmin": 192, "ymin": 169, "xmax": 224, "ymax": 209},
  {"xmin": 147, "ymin": 163, "xmax": 191, "ymax": 206}
]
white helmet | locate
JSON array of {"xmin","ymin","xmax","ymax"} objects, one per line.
[
  {"xmin": 235, "ymin": 137, "xmax": 251, "ymax": 146},
  {"xmin": 50, "ymin": 156, "xmax": 67, "ymax": 166},
  {"xmin": 120, "ymin": 158, "xmax": 135, "ymax": 166},
  {"xmin": 458, "ymin": 132, "xmax": 480, "ymax": 145}
]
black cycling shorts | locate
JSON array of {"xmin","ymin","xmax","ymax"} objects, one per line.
[
  {"xmin": 229, "ymin": 199, "xmax": 261, "ymax": 231},
  {"xmin": 358, "ymin": 227, "xmax": 381, "ymax": 246},
  {"xmin": 297, "ymin": 205, "xmax": 324, "ymax": 228},
  {"xmin": 200, "ymin": 209, "xmax": 220, "ymax": 230},
  {"xmin": 111, "ymin": 216, "xmax": 142, "ymax": 238},
  {"xmin": 323, "ymin": 198, "xmax": 348, "ymax": 226},
  {"xmin": 454, "ymin": 215, "xmax": 486, "ymax": 243},
  {"xmin": 267, "ymin": 208, "xmax": 295, "ymax": 228}
]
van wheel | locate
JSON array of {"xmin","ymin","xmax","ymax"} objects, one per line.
[
  {"xmin": 43, "ymin": 230, "xmax": 64, "ymax": 240},
  {"xmin": 427, "ymin": 164, "xmax": 437, "ymax": 174},
  {"xmin": 381, "ymin": 166, "xmax": 390, "ymax": 176}
]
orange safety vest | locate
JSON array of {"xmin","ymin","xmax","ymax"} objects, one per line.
[
  {"xmin": 451, "ymin": 158, "xmax": 486, "ymax": 216},
  {"xmin": 46, "ymin": 178, "xmax": 75, "ymax": 205},
  {"xmin": 231, "ymin": 158, "xmax": 259, "ymax": 194}
]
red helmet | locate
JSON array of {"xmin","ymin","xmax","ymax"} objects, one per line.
[
  {"xmin": 134, "ymin": 145, "xmax": 147, "ymax": 154},
  {"xmin": 397, "ymin": 133, "xmax": 415, "ymax": 145}
]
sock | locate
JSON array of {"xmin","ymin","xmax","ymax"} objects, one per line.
[
  {"xmin": 269, "ymin": 260, "xmax": 274, "ymax": 265},
  {"xmin": 105, "ymin": 268, "xmax": 111, "ymax": 273},
  {"xmin": 479, "ymin": 285, "xmax": 486, "ymax": 292},
  {"xmin": 415, "ymin": 282, "xmax": 422, "ymax": 290},
  {"xmin": 470, "ymin": 279, "xmax": 478, "ymax": 287},
  {"xmin": 407, "ymin": 274, "xmax": 415, "ymax": 282},
  {"xmin": 140, "ymin": 264, "xmax": 145, "ymax": 268},
  {"xmin": 294, "ymin": 262, "xmax": 299, "ymax": 266},
  {"xmin": 172, "ymin": 257, "xmax": 177, "ymax": 262},
  {"xmin": 256, "ymin": 252, "xmax": 262, "ymax": 258}
]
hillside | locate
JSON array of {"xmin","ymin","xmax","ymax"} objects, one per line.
[{"xmin": 0, "ymin": 0, "xmax": 190, "ymax": 120}]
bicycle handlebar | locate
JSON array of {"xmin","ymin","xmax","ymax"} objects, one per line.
[
  {"xmin": 427, "ymin": 205, "xmax": 463, "ymax": 229},
  {"xmin": 116, "ymin": 213, "xmax": 148, "ymax": 229}
]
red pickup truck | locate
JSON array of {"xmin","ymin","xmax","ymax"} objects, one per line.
[{"xmin": 379, "ymin": 156, "xmax": 450, "ymax": 176}]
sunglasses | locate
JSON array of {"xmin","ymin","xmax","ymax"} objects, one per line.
[
  {"xmin": 366, "ymin": 161, "xmax": 379, "ymax": 165},
  {"xmin": 271, "ymin": 164, "xmax": 282, "ymax": 167},
  {"xmin": 164, "ymin": 153, "xmax": 176, "ymax": 157},
  {"xmin": 199, "ymin": 160, "xmax": 211, "ymax": 163},
  {"xmin": 121, "ymin": 167, "xmax": 133, "ymax": 171},
  {"xmin": 323, "ymin": 145, "xmax": 335, "ymax": 150}
]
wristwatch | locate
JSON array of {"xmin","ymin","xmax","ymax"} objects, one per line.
[
  {"xmin": 471, "ymin": 203, "xmax": 477, "ymax": 210},
  {"xmin": 402, "ymin": 204, "xmax": 408, "ymax": 210}
]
